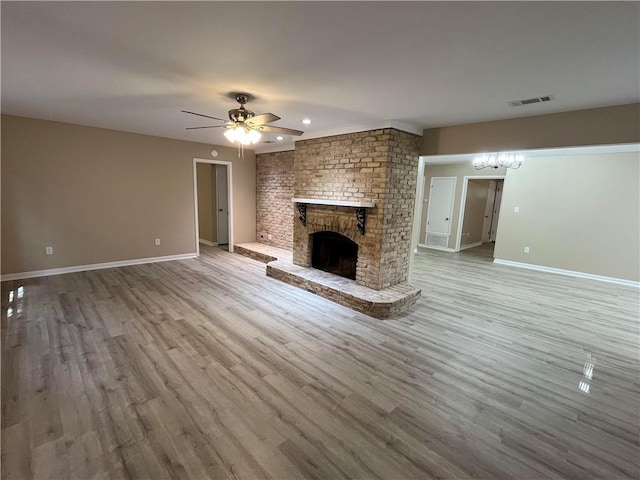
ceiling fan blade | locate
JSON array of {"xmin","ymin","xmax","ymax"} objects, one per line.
[
  {"xmin": 185, "ymin": 125, "xmax": 226, "ymax": 130},
  {"xmin": 181, "ymin": 110, "xmax": 226, "ymax": 122},
  {"xmin": 246, "ymin": 113, "xmax": 280, "ymax": 126},
  {"xmin": 253, "ymin": 124, "xmax": 304, "ymax": 136}
]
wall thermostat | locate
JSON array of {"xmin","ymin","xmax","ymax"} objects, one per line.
[{"xmin": 211, "ymin": 149, "xmax": 218, "ymax": 158}]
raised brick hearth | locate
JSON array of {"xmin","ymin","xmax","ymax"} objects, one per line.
[{"xmin": 235, "ymin": 243, "xmax": 421, "ymax": 319}]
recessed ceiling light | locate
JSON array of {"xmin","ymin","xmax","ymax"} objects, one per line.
[
  {"xmin": 302, "ymin": 118, "xmax": 311, "ymax": 125},
  {"xmin": 276, "ymin": 135, "xmax": 284, "ymax": 141}
]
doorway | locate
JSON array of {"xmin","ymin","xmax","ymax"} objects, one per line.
[
  {"xmin": 455, "ymin": 175, "xmax": 505, "ymax": 254},
  {"xmin": 193, "ymin": 158, "xmax": 234, "ymax": 254}
]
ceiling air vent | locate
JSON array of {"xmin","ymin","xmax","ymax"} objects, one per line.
[{"xmin": 508, "ymin": 95, "xmax": 554, "ymax": 107}]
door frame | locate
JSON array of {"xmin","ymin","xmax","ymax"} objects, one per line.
[
  {"xmin": 489, "ymin": 180, "xmax": 504, "ymax": 242},
  {"xmin": 214, "ymin": 165, "xmax": 229, "ymax": 245},
  {"xmin": 455, "ymin": 175, "xmax": 505, "ymax": 252},
  {"xmin": 193, "ymin": 158, "xmax": 234, "ymax": 255},
  {"xmin": 481, "ymin": 180, "xmax": 498, "ymax": 244}
]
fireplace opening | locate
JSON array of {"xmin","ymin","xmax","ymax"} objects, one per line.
[{"xmin": 311, "ymin": 231, "xmax": 358, "ymax": 280}]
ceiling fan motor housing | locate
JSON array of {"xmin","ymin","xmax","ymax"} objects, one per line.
[
  {"xmin": 229, "ymin": 93, "xmax": 254, "ymax": 122},
  {"xmin": 228, "ymin": 107, "xmax": 255, "ymax": 123}
]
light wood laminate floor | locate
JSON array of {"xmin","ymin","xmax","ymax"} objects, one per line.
[{"xmin": 2, "ymin": 245, "xmax": 639, "ymax": 479}]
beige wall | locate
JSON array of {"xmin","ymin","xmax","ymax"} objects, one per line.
[
  {"xmin": 421, "ymin": 103, "xmax": 640, "ymax": 155},
  {"xmin": 420, "ymin": 162, "xmax": 505, "ymax": 248},
  {"xmin": 494, "ymin": 152, "xmax": 639, "ymax": 282},
  {"xmin": 196, "ymin": 163, "xmax": 216, "ymax": 243},
  {"xmin": 461, "ymin": 180, "xmax": 490, "ymax": 246},
  {"xmin": 1, "ymin": 115, "xmax": 256, "ymax": 275}
]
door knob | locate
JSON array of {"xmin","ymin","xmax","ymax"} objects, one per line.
[
  {"xmin": 445, "ymin": 217, "xmax": 449, "ymax": 221},
  {"xmin": 219, "ymin": 209, "xmax": 224, "ymax": 212}
]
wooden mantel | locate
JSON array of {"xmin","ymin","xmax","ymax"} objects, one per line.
[{"xmin": 291, "ymin": 198, "xmax": 376, "ymax": 208}]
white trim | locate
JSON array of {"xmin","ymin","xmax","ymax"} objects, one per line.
[
  {"xmin": 455, "ymin": 175, "xmax": 506, "ymax": 252},
  {"xmin": 193, "ymin": 158, "xmax": 234, "ymax": 255},
  {"xmin": 493, "ymin": 259, "xmax": 640, "ymax": 288},
  {"xmin": 417, "ymin": 244, "xmax": 456, "ymax": 253},
  {"xmin": 254, "ymin": 144, "xmax": 295, "ymax": 154},
  {"xmin": 292, "ymin": 198, "xmax": 376, "ymax": 208},
  {"xmin": 254, "ymin": 120, "xmax": 423, "ymax": 154},
  {"xmin": 1, "ymin": 253, "xmax": 197, "ymax": 282},
  {"xmin": 460, "ymin": 241, "xmax": 483, "ymax": 251},
  {"xmin": 421, "ymin": 143, "xmax": 640, "ymax": 165},
  {"xmin": 294, "ymin": 120, "xmax": 422, "ymax": 139},
  {"xmin": 408, "ymin": 156, "xmax": 426, "ymax": 280},
  {"xmin": 199, "ymin": 238, "xmax": 218, "ymax": 247}
]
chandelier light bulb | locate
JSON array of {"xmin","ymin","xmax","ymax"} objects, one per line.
[{"xmin": 473, "ymin": 152, "xmax": 525, "ymax": 170}]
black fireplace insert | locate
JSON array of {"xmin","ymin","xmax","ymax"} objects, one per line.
[{"xmin": 311, "ymin": 231, "xmax": 358, "ymax": 280}]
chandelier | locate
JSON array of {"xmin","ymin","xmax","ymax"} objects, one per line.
[{"xmin": 473, "ymin": 152, "xmax": 525, "ymax": 170}]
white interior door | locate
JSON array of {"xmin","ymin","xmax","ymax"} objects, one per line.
[
  {"xmin": 482, "ymin": 181, "xmax": 497, "ymax": 243},
  {"xmin": 489, "ymin": 180, "xmax": 503, "ymax": 242},
  {"xmin": 215, "ymin": 165, "xmax": 229, "ymax": 245},
  {"xmin": 425, "ymin": 177, "xmax": 456, "ymax": 248}
]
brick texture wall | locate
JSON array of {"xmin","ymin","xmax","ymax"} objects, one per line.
[
  {"xmin": 255, "ymin": 150, "xmax": 294, "ymax": 250},
  {"xmin": 293, "ymin": 128, "xmax": 421, "ymax": 290},
  {"xmin": 379, "ymin": 129, "xmax": 421, "ymax": 287}
]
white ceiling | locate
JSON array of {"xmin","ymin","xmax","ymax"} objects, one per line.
[{"xmin": 2, "ymin": 2, "xmax": 639, "ymax": 153}]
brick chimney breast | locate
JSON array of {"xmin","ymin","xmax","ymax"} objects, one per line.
[{"xmin": 293, "ymin": 128, "xmax": 421, "ymax": 290}]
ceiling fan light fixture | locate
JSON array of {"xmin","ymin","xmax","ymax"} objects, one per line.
[
  {"xmin": 245, "ymin": 128, "xmax": 261, "ymax": 145},
  {"xmin": 183, "ymin": 93, "xmax": 302, "ymax": 155},
  {"xmin": 224, "ymin": 126, "xmax": 261, "ymax": 145}
]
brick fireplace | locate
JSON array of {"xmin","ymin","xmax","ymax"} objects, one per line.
[
  {"xmin": 253, "ymin": 127, "xmax": 422, "ymax": 317},
  {"xmin": 293, "ymin": 128, "xmax": 421, "ymax": 291}
]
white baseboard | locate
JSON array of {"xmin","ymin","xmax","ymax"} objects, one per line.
[
  {"xmin": 459, "ymin": 241, "xmax": 483, "ymax": 251},
  {"xmin": 417, "ymin": 243, "xmax": 456, "ymax": 253},
  {"xmin": 1, "ymin": 253, "xmax": 198, "ymax": 282},
  {"xmin": 199, "ymin": 238, "xmax": 218, "ymax": 247},
  {"xmin": 493, "ymin": 259, "xmax": 640, "ymax": 288}
]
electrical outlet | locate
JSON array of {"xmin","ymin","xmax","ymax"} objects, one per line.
[
  {"xmin": 155, "ymin": 238, "xmax": 161, "ymax": 246},
  {"xmin": 45, "ymin": 246, "xmax": 54, "ymax": 255},
  {"xmin": 524, "ymin": 246, "xmax": 530, "ymax": 254}
]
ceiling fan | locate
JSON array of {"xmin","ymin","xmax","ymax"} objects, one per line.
[{"xmin": 182, "ymin": 93, "xmax": 304, "ymax": 147}]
